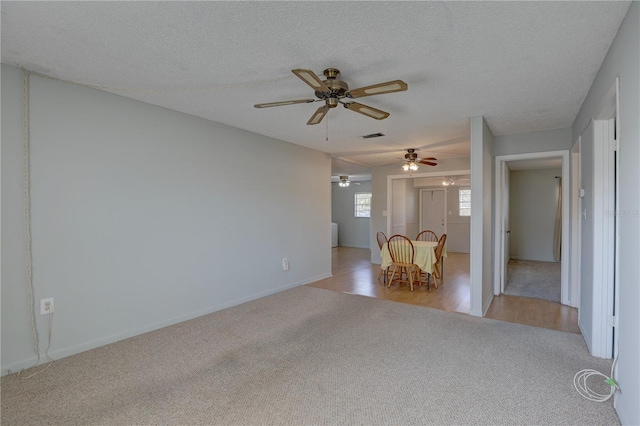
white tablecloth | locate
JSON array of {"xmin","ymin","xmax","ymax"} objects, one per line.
[{"xmin": 380, "ymin": 240, "xmax": 446, "ymax": 274}]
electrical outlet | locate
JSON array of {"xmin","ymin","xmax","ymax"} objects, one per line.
[
  {"xmin": 40, "ymin": 297, "xmax": 54, "ymax": 315},
  {"xmin": 282, "ymin": 258, "xmax": 289, "ymax": 271}
]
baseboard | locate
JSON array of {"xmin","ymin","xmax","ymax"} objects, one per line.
[
  {"xmin": 509, "ymin": 256, "xmax": 560, "ymax": 263},
  {"xmin": 1, "ymin": 272, "xmax": 332, "ymax": 377},
  {"xmin": 339, "ymin": 244, "xmax": 371, "ymax": 250}
]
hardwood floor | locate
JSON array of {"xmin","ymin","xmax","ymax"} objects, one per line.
[
  {"xmin": 485, "ymin": 294, "xmax": 579, "ymax": 333},
  {"xmin": 307, "ymin": 247, "xmax": 579, "ymax": 334}
]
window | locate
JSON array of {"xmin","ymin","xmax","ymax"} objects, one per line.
[
  {"xmin": 354, "ymin": 192, "xmax": 372, "ymax": 218},
  {"xmin": 459, "ymin": 188, "xmax": 471, "ymax": 216}
]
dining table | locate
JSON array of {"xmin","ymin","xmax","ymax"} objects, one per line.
[{"xmin": 380, "ymin": 240, "xmax": 447, "ymax": 275}]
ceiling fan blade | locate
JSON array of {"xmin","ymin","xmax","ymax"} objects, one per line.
[
  {"xmin": 307, "ymin": 105, "xmax": 330, "ymax": 125},
  {"xmin": 348, "ymin": 80, "xmax": 408, "ymax": 99},
  {"xmin": 418, "ymin": 160, "xmax": 438, "ymax": 166},
  {"xmin": 344, "ymin": 102, "xmax": 389, "ymax": 120},
  {"xmin": 292, "ymin": 69, "xmax": 330, "ymax": 93},
  {"xmin": 254, "ymin": 98, "xmax": 316, "ymax": 108},
  {"xmin": 418, "ymin": 157, "xmax": 438, "ymax": 161}
]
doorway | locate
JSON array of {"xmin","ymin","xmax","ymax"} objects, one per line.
[
  {"xmin": 385, "ymin": 169, "xmax": 471, "ymax": 312},
  {"xmin": 386, "ymin": 170, "xmax": 470, "ymax": 237},
  {"xmin": 505, "ymin": 164, "xmax": 563, "ymax": 303},
  {"xmin": 494, "ymin": 151, "xmax": 570, "ymax": 305}
]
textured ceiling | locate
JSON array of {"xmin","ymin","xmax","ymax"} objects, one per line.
[{"xmin": 1, "ymin": 1, "xmax": 631, "ymax": 178}]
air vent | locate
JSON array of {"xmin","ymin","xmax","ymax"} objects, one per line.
[{"xmin": 362, "ymin": 132, "xmax": 385, "ymax": 139}]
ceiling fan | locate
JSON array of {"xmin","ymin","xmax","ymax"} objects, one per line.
[
  {"xmin": 401, "ymin": 148, "xmax": 437, "ymax": 171},
  {"xmin": 254, "ymin": 68, "xmax": 407, "ymax": 125},
  {"xmin": 332, "ymin": 175, "xmax": 361, "ymax": 187}
]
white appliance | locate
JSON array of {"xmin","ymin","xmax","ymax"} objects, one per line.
[{"xmin": 331, "ymin": 223, "xmax": 338, "ymax": 247}]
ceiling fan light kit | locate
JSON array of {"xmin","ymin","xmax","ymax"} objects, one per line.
[
  {"xmin": 401, "ymin": 148, "xmax": 438, "ymax": 172},
  {"xmin": 254, "ymin": 68, "xmax": 407, "ymax": 125},
  {"xmin": 442, "ymin": 177, "xmax": 456, "ymax": 186},
  {"xmin": 403, "ymin": 162, "xmax": 419, "ymax": 171}
]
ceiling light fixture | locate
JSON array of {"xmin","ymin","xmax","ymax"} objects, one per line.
[
  {"xmin": 402, "ymin": 161, "xmax": 419, "ymax": 172},
  {"xmin": 338, "ymin": 175, "xmax": 351, "ymax": 187},
  {"xmin": 442, "ymin": 176, "xmax": 455, "ymax": 186}
]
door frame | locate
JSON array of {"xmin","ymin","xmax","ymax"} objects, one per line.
[
  {"xmin": 570, "ymin": 137, "xmax": 582, "ymax": 309},
  {"xmin": 386, "ymin": 169, "xmax": 470, "ymax": 236},
  {"xmin": 493, "ymin": 150, "xmax": 570, "ymax": 304},
  {"xmin": 583, "ymin": 76, "xmax": 618, "ymax": 359},
  {"xmin": 495, "ymin": 160, "xmax": 510, "ymax": 294},
  {"xmin": 419, "ymin": 188, "xmax": 447, "ymax": 236}
]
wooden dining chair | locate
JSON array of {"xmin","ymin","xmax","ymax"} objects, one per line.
[
  {"xmin": 416, "ymin": 230, "xmax": 438, "ymax": 289},
  {"xmin": 386, "ymin": 234, "xmax": 421, "ymax": 292},
  {"xmin": 376, "ymin": 231, "xmax": 389, "ymax": 283},
  {"xmin": 416, "ymin": 230, "xmax": 438, "ymax": 242},
  {"xmin": 431, "ymin": 233, "xmax": 447, "ymax": 288}
]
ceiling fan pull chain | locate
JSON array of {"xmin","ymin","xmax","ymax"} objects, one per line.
[{"xmin": 326, "ymin": 114, "xmax": 329, "ymax": 141}]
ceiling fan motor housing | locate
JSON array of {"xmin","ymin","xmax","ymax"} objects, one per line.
[
  {"xmin": 323, "ymin": 68, "xmax": 340, "ymax": 79},
  {"xmin": 316, "ymin": 68, "xmax": 349, "ymax": 107}
]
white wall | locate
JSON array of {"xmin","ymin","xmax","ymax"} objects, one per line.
[
  {"xmin": 331, "ymin": 180, "xmax": 371, "ymax": 249},
  {"xmin": 370, "ymin": 159, "xmax": 471, "ymax": 264},
  {"xmin": 509, "ymin": 168, "xmax": 562, "ymax": 262},
  {"xmin": 391, "ymin": 178, "xmax": 407, "ymax": 235},
  {"xmin": 470, "ymin": 116, "xmax": 494, "ymax": 316},
  {"xmin": 1, "ymin": 65, "xmax": 332, "ymax": 374},
  {"xmin": 572, "ymin": 3, "xmax": 639, "ymax": 424},
  {"xmin": 494, "ymin": 127, "xmax": 573, "ymax": 156},
  {"xmin": 389, "ymin": 178, "xmax": 419, "ymax": 238},
  {"xmin": 404, "ymin": 179, "xmax": 420, "ymax": 239}
]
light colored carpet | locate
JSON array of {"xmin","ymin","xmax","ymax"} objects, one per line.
[
  {"xmin": 2, "ymin": 286, "xmax": 618, "ymax": 425},
  {"xmin": 505, "ymin": 259, "xmax": 561, "ymax": 302}
]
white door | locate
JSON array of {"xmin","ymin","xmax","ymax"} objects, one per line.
[{"xmin": 420, "ymin": 189, "xmax": 446, "ymax": 237}]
